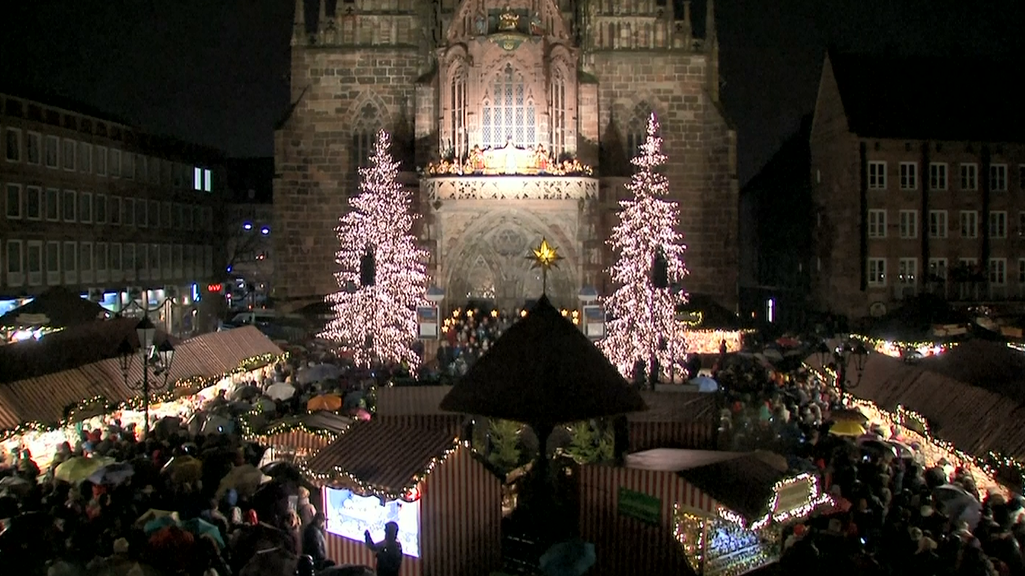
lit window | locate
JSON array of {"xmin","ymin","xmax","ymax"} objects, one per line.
[
  {"xmin": 203, "ymin": 169, "xmax": 212, "ymax": 192},
  {"xmin": 194, "ymin": 167, "xmax": 203, "ymax": 191},
  {"xmin": 482, "ymin": 64, "xmax": 535, "ymax": 148},
  {"xmin": 898, "ymin": 258, "xmax": 917, "ymax": 286}
]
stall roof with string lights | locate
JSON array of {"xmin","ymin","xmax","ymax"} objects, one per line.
[
  {"xmin": 299, "ymin": 419, "xmax": 502, "ymax": 576},
  {"xmin": 579, "ymin": 448, "xmax": 831, "ymax": 576}
]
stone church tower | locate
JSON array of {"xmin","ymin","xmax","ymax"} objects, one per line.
[{"xmin": 274, "ymin": 0, "xmax": 737, "ymax": 312}]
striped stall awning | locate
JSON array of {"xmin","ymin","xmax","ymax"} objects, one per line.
[
  {"xmin": 0, "ymin": 325, "xmax": 284, "ymax": 431},
  {"xmin": 375, "ymin": 385, "xmax": 453, "ymax": 416},
  {"xmin": 306, "ymin": 420, "xmax": 459, "ymax": 496}
]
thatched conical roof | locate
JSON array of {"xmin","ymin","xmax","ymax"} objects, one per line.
[{"xmin": 439, "ymin": 295, "xmax": 646, "ymax": 425}]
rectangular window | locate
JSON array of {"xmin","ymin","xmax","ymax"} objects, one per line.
[
  {"xmin": 185, "ymin": 245, "xmax": 195, "ymax": 277},
  {"xmin": 868, "ymin": 161, "xmax": 886, "ymax": 190},
  {"xmin": 79, "ymin": 192, "xmax": 92, "ymax": 223},
  {"xmin": 898, "ymin": 257, "xmax": 918, "ymax": 286},
  {"xmin": 137, "ymin": 243, "xmax": 148, "ymax": 280},
  {"xmin": 204, "ymin": 245, "xmax": 213, "ymax": 276},
  {"xmin": 990, "ymin": 258, "xmax": 1007, "ymax": 285},
  {"xmin": 1020, "ymin": 165, "xmax": 1025, "ymax": 191},
  {"xmin": 868, "ymin": 209, "xmax": 887, "ymax": 238},
  {"xmin": 45, "ymin": 241, "xmax": 60, "ymax": 286},
  {"xmin": 124, "ymin": 244, "xmax": 136, "ymax": 280},
  {"xmin": 929, "ymin": 258, "xmax": 948, "ymax": 281},
  {"xmin": 173, "ymin": 203, "xmax": 183, "ymax": 229},
  {"xmin": 203, "ymin": 169, "xmax": 212, "ymax": 192},
  {"xmin": 151, "ymin": 243, "xmax": 161, "ymax": 279},
  {"xmin": 96, "ymin": 242, "xmax": 108, "ymax": 283},
  {"xmin": 111, "ymin": 243, "xmax": 123, "ymax": 274},
  {"xmin": 960, "ymin": 163, "xmax": 978, "ymax": 190},
  {"xmin": 991, "ymin": 164, "xmax": 1008, "ymax": 191},
  {"xmin": 899, "ymin": 210, "xmax": 918, "ymax": 239},
  {"xmin": 161, "ymin": 244, "xmax": 172, "ymax": 278},
  {"xmin": 96, "ymin": 145, "xmax": 107, "ymax": 176},
  {"xmin": 149, "ymin": 201, "xmax": 159, "ymax": 228},
  {"xmin": 123, "ymin": 152, "xmax": 134, "ymax": 180},
  {"xmin": 45, "ymin": 188, "xmax": 60, "ymax": 221},
  {"xmin": 929, "ymin": 162, "xmax": 948, "ymax": 190},
  {"xmin": 173, "ymin": 164, "xmax": 183, "ymax": 188},
  {"xmin": 63, "ymin": 242, "xmax": 77, "ymax": 284},
  {"xmin": 78, "ymin": 141, "xmax": 92, "ymax": 173},
  {"xmin": 202, "ymin": 206, "xmax": 213, "ymax": 231},
  {"xmin": 5, "ymin": 127, "xmax": 22, "ymax": 162},
  {"xmin": 6, "ymin": 240, "xmax": 23, "ymax": 286},
  {"xmin": 150, "ymin": 158, "xmax": 161, "ymax": 185},
  {"xmin": 929, "ymin": 210, "xmax": 948, "ymax": 238},
  {"xmin": 27, "ymin": 241, "xmax": 42, "ymax": 286},
  {"xmin": 109, "ymin": 196, "xmax": 121, "ymax": 225},
  {"xmin": 109, "ymin": 149, "xmax": 121, "ymax": 178},
  {"xmin": 868, "ymin": 258, "xmax": 887, "ymax": 286},
  {"xmin": 137, "ymin": 155, "xmax": 147, "ymax": 182},
  {"xmin": 79, "ymin": 242, "xmax": 93, "ymax": 283},
  {"xmin": 185, "ymin": 205, "xmax": 195, "ymax": 230},
  {"xmin": 899, "ymin": 162, "xmax": 917, "ymax": 190},
  {"xmin": 5, "ymin": 184, "xmax": 22, "ymax": 219},
  {"xmin": 26, "ymin": 132, "xmax": 41, "ymax": 165},
  {"xmin": 161, "ymin": 201, "xmax": 172, "ymax": 228},
  {"xmin": 62, "ymin": 138, "xmax": 76, "ymax": 171},
  {"xmin": 135, "ymin": 198, "xmax": 147, "ymax": 228},
  {"xmin": 62, "ymin": 190, "xmax": 77, "ymax": 222},
  {"xmin": 44, "ymin": 135, "xmax": 59, "ymax": 168},
  {"xmin": 1020, "ymin": 259, "xmax": 1025, "ymax": 284},
  {"xmin": 989, "ymin": 211, "xmax": 1008, "ymax": 238},
  {"xmin": 95, "ymin": 194, "xmax": 107, "ymax": 223},
  {"xmin": 173, "ymin": 244, "xmax": 183, "ymax": 277},
  {"xmin": 123, "ymin": 198, "xmax": 135, "ymax": 227},
  {"xmin": 960, "ymin": 211, "xmax": 978, "ymax": 238},
  {"xmin": 194, "ymin": 167, "xmax": 203, "ymax": 191},
  {"xmin": 25, "ymin": 186, "xmax": 41, "ymax": 220}
]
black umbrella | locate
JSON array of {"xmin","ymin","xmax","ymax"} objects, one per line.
[{"xmin": 261, "ymin": 461, "xmax": 304, "ymax": 484}]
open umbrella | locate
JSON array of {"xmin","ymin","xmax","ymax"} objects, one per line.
[
  {"xmin": 264, "ymin": 383, "xmax": 296, "ymax": 401},
  {"xmin": 251, "ymin": 398, "xmax": 277, "ymax": 413},
  {"xmin": 161, "ymin": 455, "xmax": 203, "ymax": 484},
  {"xmin": 539, "ymin": 538, "xmax": 597, "ymax": 576},
  {"xmin": 199, "ymin": 414, "xmax": 234, "ymax": 435},
  {"xmin": 261, "ymin": 461, "xmax": 304, "ymax": 484},
  {"xmin": 828, "ymin": 420, "xmax": 867, "ymax": 437},
  {"xmin": 54, "ymin": 456, "xmax": 113, "ymax": 483},
  {"xmin": 307, "ymin": 394, "xmax": 343, "ymax": 412},
  {"xmin": 297, "ymin": 364, "xmax": 342, "ymax": 385},
  {"xmin": 143, "ymin": 515, "xmax": 180, "ymax": 535},
  {"xmin": 692, "ymin": 376, "xmax": 719, "ymax": 392},
  {"xmin": 134, "ymin": 509, "xmax": 179, "ymax": 530},
  {"xmin": 934, "ymin": 484, "xmax": 983, "ymax": 529},
  {"xmin": 859, "ymin": 439, "xmax": 898, "ymax": 459},
  {"xmin": 88, "ymin": 462, "xmax": 135, "ymax": 485},
  {"xmin": 829, "ymin": 408, "xmax": 869, "ymax": 423},
  {"xmin": 886, "ymin": 440, "xmax": 916, "ymax": 459},
  {"xmin": 232, "ymin": 385, "xmax": 261, "ymax": 401},
  {"xmin": 181, "ymin": 517, "xmax": 225, "ymax": 548},
  {"xmin": 217, "ymin": 464, "xmax": 271, "ymax": 499}
]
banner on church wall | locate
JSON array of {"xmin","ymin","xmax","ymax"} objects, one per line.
[
  {"xmin": 583, "ymin": 305, "xmax": 604, "ymax": 340},
  {"xmin": 417, "ymin": 306, "xmax": 439, "ymax": 339}
]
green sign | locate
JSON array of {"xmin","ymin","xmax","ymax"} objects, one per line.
[{"xmin": 618, "ymin": 487, "xmax": 661, "ymax": 525}]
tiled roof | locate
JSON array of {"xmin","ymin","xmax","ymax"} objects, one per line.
[
  {"xmin": 375, "ymin": 385, "xmax": 452, "ymax": 415},
  {"xmin": 305, "ymin": 420, "xmax": 459, "ymax": 496},
  {"xmin": 829, "ymin": 50, "xmax": 1025, "ymax": 142}
]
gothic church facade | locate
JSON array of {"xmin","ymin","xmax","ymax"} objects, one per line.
[{"xmin": 274, "ymin": 0, "xmax": 738, "ymax": 311}]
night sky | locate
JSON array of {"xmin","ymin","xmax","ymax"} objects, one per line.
[{"xmin": 2, "ymin": 0, "xmax": 1022, "ymax": 185}]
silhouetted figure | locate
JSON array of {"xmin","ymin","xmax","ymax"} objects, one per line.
[{"xmin": 365, "ymin": 521, "xmax": 403, "ymax": 576}]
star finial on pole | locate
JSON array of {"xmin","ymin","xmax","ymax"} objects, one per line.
[{"xmin": 528, "ymin": 237, "xmax": 563, "ymax": 295}]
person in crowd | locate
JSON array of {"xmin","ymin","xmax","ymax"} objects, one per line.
[
  {"xmin": 302, "ymin": 512, "xmax": 332, "ymax": 570},
  {"xmin": 365, "ymin": 521, "xmax": 403, "ymax": 576}
]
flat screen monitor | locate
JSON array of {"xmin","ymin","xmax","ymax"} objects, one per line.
[{"xmin": 324, "ymin": 487, "xmax": 421, "ymax": 558}]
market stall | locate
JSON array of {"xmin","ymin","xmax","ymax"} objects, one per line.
[
  {"xmin": 300, "ymin": 420, "xmax": 501, "ymax": 576},
  {"xmin": 579, "ymin": 449, "xmax": 831, "ymax": 576},
  {"xmin": 627, "ymin": 391, "xmax": 719, "ymax": 453},
  {"xmin": 256, "ymin": 412, "xmax": 351, "ymax": 465},
  {"xmin": 373, "ymin": 385, "xmax": 464, "ymax": 433}
]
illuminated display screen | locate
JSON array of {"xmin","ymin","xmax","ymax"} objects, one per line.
[{"xmin": 324, "ymin": 487, "xmax": 421, "ymax": 558}]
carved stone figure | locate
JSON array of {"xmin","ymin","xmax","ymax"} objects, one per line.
[{"xmin": 474, "ymin": 13, "xmax": 488, "ymax": 36}]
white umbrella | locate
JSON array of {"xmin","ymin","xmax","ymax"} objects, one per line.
[{"xmin": 264, "ymin": 383, "xmax": 296, "ymax": 401}]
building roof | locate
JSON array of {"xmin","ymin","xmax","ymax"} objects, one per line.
[
  {"xmin": 627, "ymin": 391, "xmax": 718, "ymax": 423},
  {"xmin": 375, "ymin": 385, "xmax": 453, "ymax": 416},
  {"xmin": 625, "ymin": 448, "xmax": 789, "ymax": 523},
  {"xmin": 304, "ymin": 420, "xmax": 459, "ymax": 497},
  {"xmin": 0, "ymin": 287, "xmax": 110, "ymax": 330},
  {"xmin": 828, "ymin": 50, "xmax": 1025, "ymax": 142}
]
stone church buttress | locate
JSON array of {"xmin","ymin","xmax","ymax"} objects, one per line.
[{"xmin": 274, "ymin": 0, "xmax": 738, "ymax": 312}]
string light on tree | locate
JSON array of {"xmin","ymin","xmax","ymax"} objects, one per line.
[
  {"xmin": 321, "ymin": 129, "xmax": 429, "ymax": 369},
  {"xmin": 599, "ymin": 113, "xmax": 689, "ymax": 377}
]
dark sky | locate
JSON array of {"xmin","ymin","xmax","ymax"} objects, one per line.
[{"xmin": 2, "ymin": 0, "xmax": 1022, "ymax": 185}]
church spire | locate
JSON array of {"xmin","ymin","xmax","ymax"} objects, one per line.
[{"xmin": 705, "ymin": 0, "xmax": 717, "ymax": 47}]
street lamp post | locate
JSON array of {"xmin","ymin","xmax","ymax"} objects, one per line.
[
  {"xmin": 816, "ymin": 340, "xmax": 868, "ymax": 403},
  {"xmin": 119, "ymin": 316, "xmax": 176, "ymax": 436}
]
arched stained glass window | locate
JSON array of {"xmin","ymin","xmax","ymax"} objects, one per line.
[{"xmin": 482, "ymin": 64, "xmax": 535, "ymax": 148}]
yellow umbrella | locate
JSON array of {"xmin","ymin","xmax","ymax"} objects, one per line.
[
  {"xmin": 161, "ymin": 455, "xmax": 203, "ymax": 484},
  {"xmin": 54, "ymin": 456, "xmax": 113, "ymax": 483},
  {"xmin": 829, "ymin": 420, "xmax": 867, "ymax": 437},
  {"xmin": 307, "ymin": 394, "xmax": 343, "ymax": 412}
]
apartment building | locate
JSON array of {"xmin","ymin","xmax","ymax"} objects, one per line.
[
  {"xmin": 1, "ymin": 89, "xmax": 225, "ymax": 335},
  {"xmin": 809, "ymin": 50, "xmax": 1025, "ymax": 320}
]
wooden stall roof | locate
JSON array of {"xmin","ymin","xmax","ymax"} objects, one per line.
[
  {"xmin": 375, "ymin": 385, "xmax": 453, "ymax": 415},
  {"xmin": 267, "ymin": 412, "xmax": 353, "ymax": 434},
  {"xmin": 305, "ymin": 420, "xmax": 459, "ymax": 494},
  {"xmin": 0, "ymin": 326, "xmax": 283, "ymax": 430},
  {"xmin": 628, "ymin": 391, "xmax": 718, "ymax": 423},
  {"xmin": 625, "ymin": 449, "xmax": 789, "ymax": 524}
]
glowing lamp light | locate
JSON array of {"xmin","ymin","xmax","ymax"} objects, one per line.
[
  {"xmin": 261, "ymin": 227, "xmax": 270, "ymax": 235},
  {"xmin": 520, "ymin": 310, "xmax": 528, "ymax": 317},
  {"xmin": 243, "ymin": 222, "xmax": 253, "ymax": 230},
  {"xmin": 491, "ymin": 310, "xmax": 498, "ymax": 318}
]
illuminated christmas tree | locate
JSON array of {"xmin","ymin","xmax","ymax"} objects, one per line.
[
  {"xmin": 321, "ymin": 129, "xmax": 429, "ymax": 369},
  {"xmin": 600, "ymin": 113, "xmax": 689, "ymax": 378}
]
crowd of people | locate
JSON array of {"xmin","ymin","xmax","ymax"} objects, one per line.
[
  {"xmin": 434, "ymin": 307, "xmax": 517, "ymax": 378},
  {"xmin": 716, "ymin": 354, "xmax": 1025, "ymax": 576}
]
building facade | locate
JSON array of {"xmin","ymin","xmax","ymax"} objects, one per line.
[
  {"xmin": 809, "ymin": 51, "xmax": 1025, "ymax": 321},
  {"xmin": 274, "ymin": 0, "xmax": 738, "ymax": 312},
  {"xmin": 1, "ymin": 90, "xmax": 226, "ymax": 335},
  {"xmin": 225, "ymin": 158, "xmax": 275, "ymax": 299}
]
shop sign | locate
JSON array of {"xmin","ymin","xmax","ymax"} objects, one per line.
[
  {"xmin": 417, "ymin": 306, "xmax": 439, "ymax": 339},
  {"xmin": 617, "ymin": 487, "xmax": 661, "ymax": 525}
]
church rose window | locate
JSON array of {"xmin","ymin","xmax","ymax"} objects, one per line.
[{"xmin": 483, "ymin": 64, "xmax": 534, "ymax": 148}]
